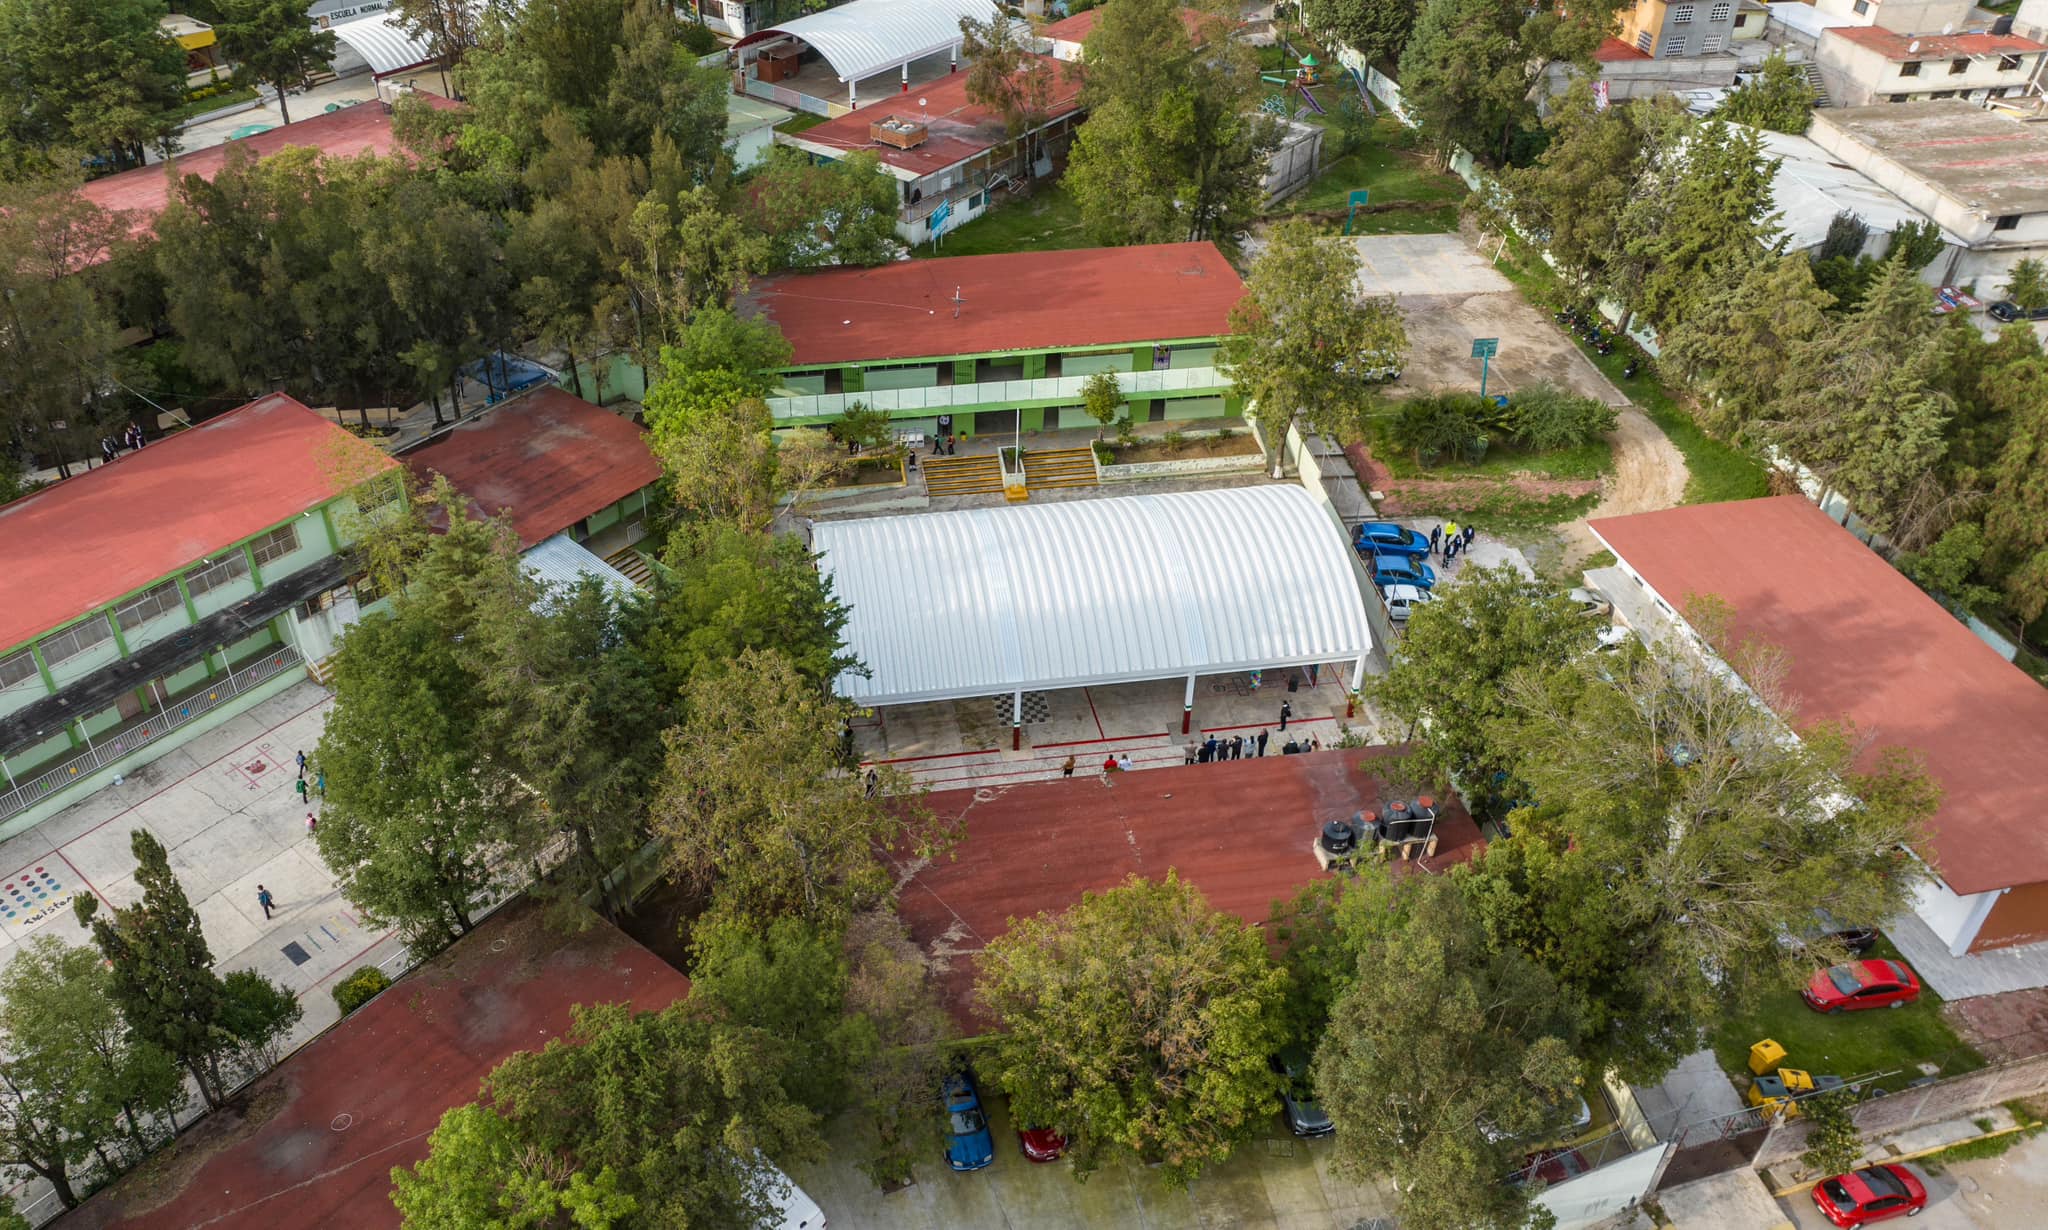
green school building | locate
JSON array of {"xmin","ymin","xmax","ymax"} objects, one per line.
[
  {"xmin": 741, "ymin": 242, "xmax": 1248, "ymax": 436},
  {"xmin": 0, "ymin": 395, "xmax": 400, "ymax": 837}
]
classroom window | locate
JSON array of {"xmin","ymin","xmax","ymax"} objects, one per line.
[
  {"xmin": 1734, "ymin": 13, "xmax": 1748, "ymax": 27},
  {"xmin": 356, "ymin": 474, "xmax": 400, "ymax": 512},
  {"xmin": 37, "ymin": 616, "xmax": 113, "ymax": 665},
  {"xmin": 0, "ymin": 649, "xmax": 38, "ymax": 690},
  {"xmin": 115, "ymin": 581, "xmax": 184, "ymax": 632},
  {"xmin": 184, "ymin": 552, "xmax": 251, "ymax": 598},
  {"xmin": 249, "ymin": 523, "xmax": 301, "ymax": 568}
]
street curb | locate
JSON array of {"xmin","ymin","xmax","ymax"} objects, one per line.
[{"xmin": 1765, "ymin": 1120, "xmax": 2039, "ymax": 1197}]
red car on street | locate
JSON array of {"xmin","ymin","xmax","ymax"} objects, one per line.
[
  {"xmin": 1803, "ymin": 959, "xmax": 1922, "ymax": 1013},
  {"xmin": 1016, "ymin": 1126, "xmax": 1067, "ymax": 1163},
  {"xmin": 1811, "ymin": 1164, "xmax": 1927, "ymax": 1225}
]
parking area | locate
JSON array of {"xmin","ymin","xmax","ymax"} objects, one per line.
[{"xmin": 1351, "ymin": 234, "xmax": 1627, "ymax": 406}]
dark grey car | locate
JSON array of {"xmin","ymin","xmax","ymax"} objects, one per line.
[{"xmin": 1274, "ymin": 1047, "xmax": 1333, "ymax": 1137}]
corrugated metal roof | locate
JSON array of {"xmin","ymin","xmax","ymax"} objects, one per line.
[
  {"xmin": 1756, "ymin": 129, "xmax": 1957, "ymax": 252},
  {"xmin": 328, "ymin": 13, "xmax": 436, "ymax": 76},
  {"xmin": 522, "ymin": 533, "xmax": 637, "ymax": 604},
  {"xmin": 814, "ymin": 485, "xmax": 1374, "ymax": 706},
  {"xmin": 739, "ymin": 0, "xmax": 1001, "ymax": 83}
]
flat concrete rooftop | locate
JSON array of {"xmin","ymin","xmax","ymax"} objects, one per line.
[{"xmin": 1814, "ymin": 101, "xmax": 2048, "ymax": 218}]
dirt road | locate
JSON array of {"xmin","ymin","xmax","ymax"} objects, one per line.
[{"xmin": 1560, "ymin": 406, "xmax": 1690, "ymax": 565}]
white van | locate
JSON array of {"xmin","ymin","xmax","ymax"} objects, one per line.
[{"xmin": 759, "ymin": 1160, "xmax": 826, "ymax": 1230}]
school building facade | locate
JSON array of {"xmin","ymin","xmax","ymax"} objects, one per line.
[
  {"xmin": 741, "ymin": 242, "xmax": 1248, "ymax": 437},
  {"xmin": 0, "ymin": 395, "xmax": 399, "ymax": 837}
]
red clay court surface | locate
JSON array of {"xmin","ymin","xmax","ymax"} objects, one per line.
[
  {"xmin": 894, "ymin": 747, "xmax": 1483, "ymax": 1031},
  {"xmin": 402, "ymin": 386, "xmax": 662, "ymax": 548},
  {"xmin": 741, "ymin": 241, "xmax": 1245, "ymax": 367},
  {"xmin": 0, "ymin": 394, "xmax": 394, "ymax": 652},
  {"xmin": 66, "ymin": 901, "xmax": 688, "ymax": 1230}
]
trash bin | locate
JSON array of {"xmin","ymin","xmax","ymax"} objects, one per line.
[{"xmin": 1749, "ymin": 1038, "xmax": 1787, "ymax": 1076}]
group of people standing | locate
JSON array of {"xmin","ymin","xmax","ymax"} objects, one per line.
[
  {"xmin": 97, "ymin": 420, "xmax": 147, "ymax": 465},
  {"xmin": 1430, "ymin": 521, "xmax": 1478, "ymax": 565}
]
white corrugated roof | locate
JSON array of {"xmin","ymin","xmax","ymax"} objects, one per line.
[
  {"xmin": 744, "ymin": 0, "xmax": 1001, "ymax": 84},
  {"xmin": 328, "ymin": 13, "xmax": 436, "ymax": 76},
  {"xmin": 1755, "ymin": 129, "xmax": 1956, "ymax": 251},
  {"xmin": 814, "ymin": 485, "xmax": 1374, "ymax": 707},
  {"xmin": 522, "ymin": 533, "xmax": 637, "ymax": 605}
]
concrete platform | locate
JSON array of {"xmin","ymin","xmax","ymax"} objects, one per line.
[{"xmin": 1662, "ymin": 1168, "xmax": 1794, "ymax": 1230}]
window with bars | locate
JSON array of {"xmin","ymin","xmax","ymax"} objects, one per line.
[
  {"xmin": 185, "ymin": 552, "xmax": 251, "ymax": 598},
  {"xmin": 1661, "ymin": 33, "xmax": 1686, "ymax": 55},
  {"xmin": 1702, "ymin": 32, "xmax": 1726, "ymax": 52},
  {"xmin": 356, "ymin": 474, "xmax": 400, "ymax": 512},
  {"xmin": 1709, "ymin": 2, "xmax": 1730, "ymax": 20},
  {"xmin": 249, "ymin": 523, "xmax": 300, "ymax": 568},
  {"xmin": 115, "ymin": 581, "xmax": 184, "ymax": 632},
  {"xmin": 40, "ymin": 615, "xmax": 114, "ymax": 664},
  {"xmin": 1637, "ymin": 29, "xmax": 1654, "ymax": 52},
  {"xmin": 0, "ymin": 649, "xmax": 38, "ymax": 690},
  {"xmin": 1672, "ymin": 3, "xmax": 1695, "ymax": 22}
]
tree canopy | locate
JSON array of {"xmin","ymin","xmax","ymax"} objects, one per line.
[{"xmin": 1717, "ymin": 51, "xmax": 1817, "ymax": 135}]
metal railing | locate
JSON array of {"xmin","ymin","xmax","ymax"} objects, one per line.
[
  {"xmin": 0, "ymin": 646, "xmax": 304, "ymax": 823},
  {"xmin": 768, "ymin": 366, "xmax": 1230, "ymax": 420}
]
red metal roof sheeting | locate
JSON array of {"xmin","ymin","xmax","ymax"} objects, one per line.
[
  {"xmin": 66, "ymin": 901, "xmax": 689, "ymax": 1230},
  {"xmin": 0, "ymin": 395, "xmax": 394, "ymax": 654},
  {"xmin": 744, "ymin": 241, "xmax": 1246, "ymax": 367},
  {"xmin": 1595, "ymin": 36, "xmax": 1653, "ymax": 62},
  {"xmin": 1590, "ymin": 496, "xmax": 2048, "ymax": 896},
  {"xmin": 1827, "ymin": 26, "xmax": 2047, "ymax": 59},
  {"xmin": 783, "ymin": 54, "xmax": 1083, "ymax": 177},
  {"xmin": 894, "ymin": 748, "xmax": 1482, "ymax": 1031},
  {"xmin": 402, "ymin": 386, "xmax": 662, "ymax": 549}
]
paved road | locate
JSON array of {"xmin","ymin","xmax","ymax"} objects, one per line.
[{"xmin": 1777, "ymin": 1129, "xmax": 2048, "ymax": 1228}]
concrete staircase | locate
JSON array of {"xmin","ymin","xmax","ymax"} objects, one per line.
[
  {"xmin": 1022, "ymin": 446, "xmax": 1100, "ymax": 491},
  {"xmin": 605, "ymin": 545, "xmax": 654, "ymax": 589},
  {"xmin": 921, "ymin": 452, "xmax": 1005, "ymax": 497},
  {"xmin": 1802, "ymin": 62, "xmax": 1831, "ymax": 108}
]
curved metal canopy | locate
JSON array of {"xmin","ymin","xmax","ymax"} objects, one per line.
[
  {"xmin": 736, "ymin": 0, "xmax": 1000, "ymax": 84},
  {"xmin": 328, "ymin": 13, "xmax": 437, "ymax": 77},
  {"xmin": 814, "ymin": 484, "xmax": 1375, "ymax": 707}
]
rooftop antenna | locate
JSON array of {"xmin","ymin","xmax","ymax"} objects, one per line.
[{"xmin": 951, "ymin": 286, "xmax": 966, "ymax": 318}]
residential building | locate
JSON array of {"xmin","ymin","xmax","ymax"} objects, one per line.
[
  {"xmin": 772, "ymin": 53, "xmax": 1085, "ymax": 244},
  {"xmin": 161, "ymin": 13, "xmax": 223, "ymax": 85},
  {"xmin": 1812, "ymin": 0, "xmax": 1970, "ymax": 34},
  {"xmin": 1814, "ymin": 25, "xmax": 2046, "ymax": 106},
  {"xmin": 1617, "ymin": 0, "xmax": 1745, "ymax": 57},
  {"xmin": 0, "ymin": 395, "xmax": 399, "ymax": 837},
  {"xmin": 1588, "ymin": 497, "xmax": 2048, "ymax": 982},
  {"xmin": 1755, "ymin": 127, "xmax": 1954, "ymax": 272},
  {"xmin": 740, "ymin": 242, "xmax": 1246, "ymax": 435},
  {"xmin": 1806, "ymin": 101, "xmax": 2048, "ymax": 286},
  {"xmin": 1732, "ymin": 0, "xmax": 1770, "ymax": 40}
]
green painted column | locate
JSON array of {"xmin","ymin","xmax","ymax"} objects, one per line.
[
  {"xmin": 105, "ymin": 611, "xmax": 130, "ymax": 660},
  {"xmin": 176, "ymin": 576, "xmax": 199, "ymax": 624},
  {"xmin": 1130, "ymin": 345, "xmax": 1151, "ymax": 370},
  {"xmin": 1225, "ymin": 393, "xmax": 1247, "ymax": 419},
  {"xmin": 1020, "ymin": 408, "xmax": 1045, "ymax": 432},
  {"xmin": 29, "ymin": 644, "xmax": 55, "ymax": 694},
  {"xmin": 1022, "ymin": 353, "xmax": 1046, "ymax": 380},
  {"xmin": 1131, "ymin": 396, "xmax": 1157, "ymax": 423},
  {"xmin": 952, "ymin": 358, "xmax": 975, "ymax": 385},
  {"xmin": 318, "ymin": 502, "xmax": 340, "ymax": 552},
  {"xmin": 245, "ymin": 541, "xmax": 264, "ymax": 589},
  {"xmin": 841, "ymin": 366, "xmax": 865, "ymax": 394}
]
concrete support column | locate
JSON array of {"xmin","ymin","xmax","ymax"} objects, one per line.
[
  {"xmin": 1350, "ymin": 655, "xmax": 1367, "ymax": 716},
  {"xmin": 1182, "ymin": 674, "xmax": 1196, "ymax": 734},
  {"xmin": 951, "ymin": 43, "xmax": 959, "ymax": 73},
  {"xmin": 849, "ymin": 77, "xmax": 857, "ymax": 109},
  {"xmin": 1012, "ymin": 689, "xmax": 1023, "ymax": 749},
  {"xmin": 901, "ymin": 62, "xmax": 909, "ymax": 92}
]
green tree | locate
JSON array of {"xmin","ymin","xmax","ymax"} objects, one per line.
[
  {"xmin": 1304, "ymin": 0, "xmax": 1418, "ymax": 68},
  {"xmin": 1718, "ymin": 50, "xmax": 1817, "ymax": 134},
  {"xmin": 1896, "ymin": 522, "xmax": 2002, "ymax": 615},
  {"xmin": 959, "ymin": 12, "xmax": 1059, "ymax": 175},
  {"xmin": 214, "ymin": 0, "xmax": 337, "ymax": 126},
  {"xmin": 1800, "ymin": 1091, "xmax": 1864, "ymax": 1177},
  {"xmin": 1387, "ymin": 392, "xmax": 1490, "ymax": 466},
  {"xmin": 840, "ymin": 908, "xmax": 954, "ymax": 1187},
  {"xmin": 1502, "ymin": 81, "xmax": 1661, "ymax": 292},
  {"xmin": 640, "ymin": 306, "xmax": 790, "ymax": 440},
  {"xmin": 391, "ymin": 1002, "xmax": 819, "ymax": 1229},
  {"xmin": 1370, "ymin": 562, "xmax": 1594, "ymax": 804},
  {"xmin": 645, "ymin": 524, "xmax": 855, "ymax": 691},
  {"xmin": 1503, "ymin": 381, "xmax": 1616, "ymax": 452},
  {"xmin": 0, "ymin": 938, "xmax": 184, "ymax": 1206},
  {"xmin": 362, "ymin": 176, "xmax": 513, "ymax": 426},
  {"xmin": 1984, "ymin": 387, "xmax": 2048, "ymax": 621},
  {"xmin": 1660, "ymin": 254, "xmax": 1833, "ymax": 438},
  {"xmin": 1314, "ymin": 869, "xmax": 1581, "ymax": 1230},
  {"xmin": 74, "ymin": 831, "xmax": 233, "ymax": 1107},
  {"xmin": 217, "ymin": 968, "xmax": 305, "ymax": 1076},
  {"xmin": 2003, "ymin": 257, "xmax": 2048, "ymax": 310},
  {"xmin": 1881, "ymin": 218, "xmax": 1945, "ymax": 273},
  {"xmin": 650, "ymin": 649, "xmax": 952, "ymax": 927},
  {"xmin": 745, "ymin": 148, "xmax": 902, "ymax": 269},
  {"xmin": 1611, "ymin": 118, "xmax": 1781, "ymax": 332},
  {"xmin": 975, "ymin": 871, "xmax": 1288, "ymax": 1186},
  {"xmin": 652, "ymin": 393, "xmax": 782, "ymax": 529},
  {"xmin": 389, "ymin": 0, "xmax": 485, "ymax": 91},
  {"xmin": 0, "ymin": 175, "xmax": 127, "ymax": 479},
  {"xmin": 1222, "ymin": 219, "xmax": 1407, "ymax": 458},
  {"xmin": 1397, "ymin": 0, "xmax": 1537, "ymax": 166},
  {"xmin": 1065, "ymin": 0, "xmax": 1282, "ymax": 248},
  {"xmin": 1081, "ymin": 369, "xmax": 1125, "ymax": 440},
  {"xmin": 689, "ymin": 914, "xmax": 859, "ymax": 1114},
  {"xmin": 0, "ymin": 0, "xmax": 186, "ymax": 168}
]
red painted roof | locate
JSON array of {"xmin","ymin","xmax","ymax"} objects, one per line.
[
  {"xmin": 402, "ymin": 386, "xmax": 661, "ymax": 549},
  {"xmin": 1826, "ymin": 25, "xmax": 2046, "ymax": 60},
  {"xmin": 1595, "ymin": 36, "xmax": 1653, "ymax": 63},
  {"xmin": 744, "ymin": 241, "xmax": 1245, "ymax": 367},
  {"xmin": 894, "ymin": 748, "xmax": 1482, "ymax": 1030},
  {"xmin": 1041, "ymin": 6, "xmax": 1212, "ymax": 44},
  {"xmin": 1590, "ymin": 496, "xmax": 2048, "ymax": 896},
  {"xmin": 783, "ymin": 54, "xmax": 1083, "ymax": 177},
  {"xmin": 67, "ymin": 901, "xmax": 689, "ymax": 1230},
  {"xmin": 0, "ymin": 395, "xmax": 394, "ymax": 654},
  {"xmin": 76, "ymin": 99, "xmax": 456, "ymax": 252}
]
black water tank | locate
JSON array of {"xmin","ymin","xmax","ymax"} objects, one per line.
[{"xmin": 1320, "ymin": 820, "xmax": 1357, "ymax": 856}]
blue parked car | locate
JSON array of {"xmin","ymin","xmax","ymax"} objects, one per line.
[
  {"xmin": 1354, "ymin": 521, "xmax": 1431, "ymax": 558},
  {"xmin": 1367, "ymin": 552, "xmax": 1436, "ymax": 591},
  {"xmin": 943, "ymin": 1072, "xmax": 995, "ymax": 1171}
]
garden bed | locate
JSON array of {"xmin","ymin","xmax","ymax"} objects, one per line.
[
  {"xmin": 825, "ymin": 456, "xmax": 906, "ymax": 488},
  {"xmin": 1096, "ymin": 431, "xmax": 1261, "ymax": 467}
]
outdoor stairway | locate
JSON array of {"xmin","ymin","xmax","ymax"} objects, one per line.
[
  {"xmin": 1023, "ymin": 447, "xmax": 1100, "ymax": 491},
  {"xmin": 921, "ymin": 453, "xmax": 1005, "ymax": 497},
  {"xmin": 605, "ymin": 545, "xmax": 655, "ymax": 589},
  {"xmin": 1802, "ymin": 62, "xmax": 1831, "ymax": 108}
]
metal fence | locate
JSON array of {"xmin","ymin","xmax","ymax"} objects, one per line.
[
  {"xmin": 766, "ymin": 366, "xmax": 1229, "ymax": 420},
  {"xmin": 0, "ymin": 646, "xmax": 304, "ymax": 823},
  {"xmin": 1753, "ymin": 1052, "xmax": 2048, "ymax": 1169}
]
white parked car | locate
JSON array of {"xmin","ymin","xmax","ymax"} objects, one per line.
[
  {"xmin": 1568, "ymin": 586, "xmax": 1614, "ymax": 618},
  {"xmin": 1384, "ymin": 584, "xmax": 1434, "ymax": 623}
]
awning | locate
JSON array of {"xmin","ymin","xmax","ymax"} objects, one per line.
[
  {"xmin": 522, "ymin": 533, "xmax": 638, "ymax": 606},
  {"xmin": 327, "ymin": 13, "xmax": 437, "ymax": 77},
  {"xmin": 734, "ymin": 0, "xmax": 1000, "ymax": 84},
  {"xmin": 813, "ymin": 484, "xmax": 1374, "ymax": 707}
]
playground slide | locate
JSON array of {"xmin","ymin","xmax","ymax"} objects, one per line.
[
  {"xmin": 1297, "ymin": 84, "xmax": 1325, "ymax": 115},
  {"xmin": 1350, "ymin": 66, "xmax": 1375, "ymax": 116}
]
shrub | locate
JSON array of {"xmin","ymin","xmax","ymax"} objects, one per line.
[
  {"xmin": 1502, "ymin": 382, "xmax": 1617, "ymax": 453},
  {"xmin": 677, "ymin": 21, "xmax": 721, "ymax": 56},
  {"xmin": 1163, "ymin": 430, "xmax": 1187, "ymax": 452},
  {"xmin": 1388, "ymin": 393, "xmax": 1488, "ymax": 466},
  {"xmin": 332, "ymin": 965, "xmax": 392, "ymax": 1016}
]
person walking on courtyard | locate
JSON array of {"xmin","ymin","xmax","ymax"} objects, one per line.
[
  {"xmin": 1443, "ymin": 521, "xmax": 1460, "ymax": 556},
  {"xmin": 1063, "ymin": 755, "xmax": 1077, "ymax": 777},
  {"xmin": 126, "ymin": 421, "xmax": 145, "ymax": 450},
  {"xmin": 1257, "ymin": 729, "xmax": 1270, "ymax": 756},
  {"xmin": 296, "ymin": 749, "xmax": 307, "ymax": 775},
  {"xmin": 294, "ymin": 776, "xmax": 308, "ymax": 803},
  {"xmin": 257, "ymin": 885, "xmax": 274, "ymax": 920},
  {"xmin": 1430, "ymin": 524, "xmax": 1442, "ymax": 553},
  {"xmin": 1280, "ymin": 700, "xmax": 1292, "ymax": 730},
  {"xmin": 1203, "ymin": 734, "xmax": 1219, "ymax": 762},
  {"xmin": 315, "ymin": 768, "xmax": 326, "ymax": 798},
  {"xmin": 1462, "ymin": 524, "xmax": 1476, "ymax": 550},
  {"xmin": 305, "ymin": 812, "xmax": 317, "ymax": 835}
]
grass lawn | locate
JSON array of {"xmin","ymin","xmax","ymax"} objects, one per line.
[
  {"xmin": 164, "ymin": 86, "xmax": 260, "ymax": 129},
  {"xmin": 1488, "ymin": 234, "xmax": 1772, "ymax": 505},
  {"xmin": 1368, "ymin": 424, "xmax": 1613, "ymax": 483},
  {"xmin": 914, "ymin": 183, "xmax": 1091, "ymax": 258},
  {"xmin": 1709, "ymin": 940, "xmax": 1985, "ymax": 1095},
  {"xmin": 1401, "ymin": 488, "xmax": 1600, "ymax": 531},
  {"xmin": 775, "ymin": 111, "xmax": 831, "ymax": 135}
]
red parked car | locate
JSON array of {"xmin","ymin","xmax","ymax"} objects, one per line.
[
  {"xmin": 1803, "ymin": 959, "xmax": 1922, "ymax": 1013},
  {"xmin": 1016, "ymin": 1125, "xmax": 1067, "ymax": 1163},
  {"xmin": 1811, "ymin": 1164, "xmax": 1927, "ymax": 1225},
  {"xmin": 1510, "ymin": 1147, "xmax": 1591, "ymax": 1188}
]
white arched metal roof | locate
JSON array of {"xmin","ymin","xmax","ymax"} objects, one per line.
[
  {"xmin": 737, "ymin": 0, "xmax": 1001, "ymax": 84},
  {"xmin": 814, "ymin": 485, "xmax": 1374, "ymax": 707},
  {"xmin": 328, "ymin": 13, "xmax": 437, "ymax": 77}
]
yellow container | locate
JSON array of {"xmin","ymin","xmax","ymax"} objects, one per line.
[
  {"xmin": 1749, "ymin": 1038, "xmax": 1787, "ymax": 1075},
  {"xmin": 1779, "ymin": 1068, "xmax": 1816, "ymax": 1092}
]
